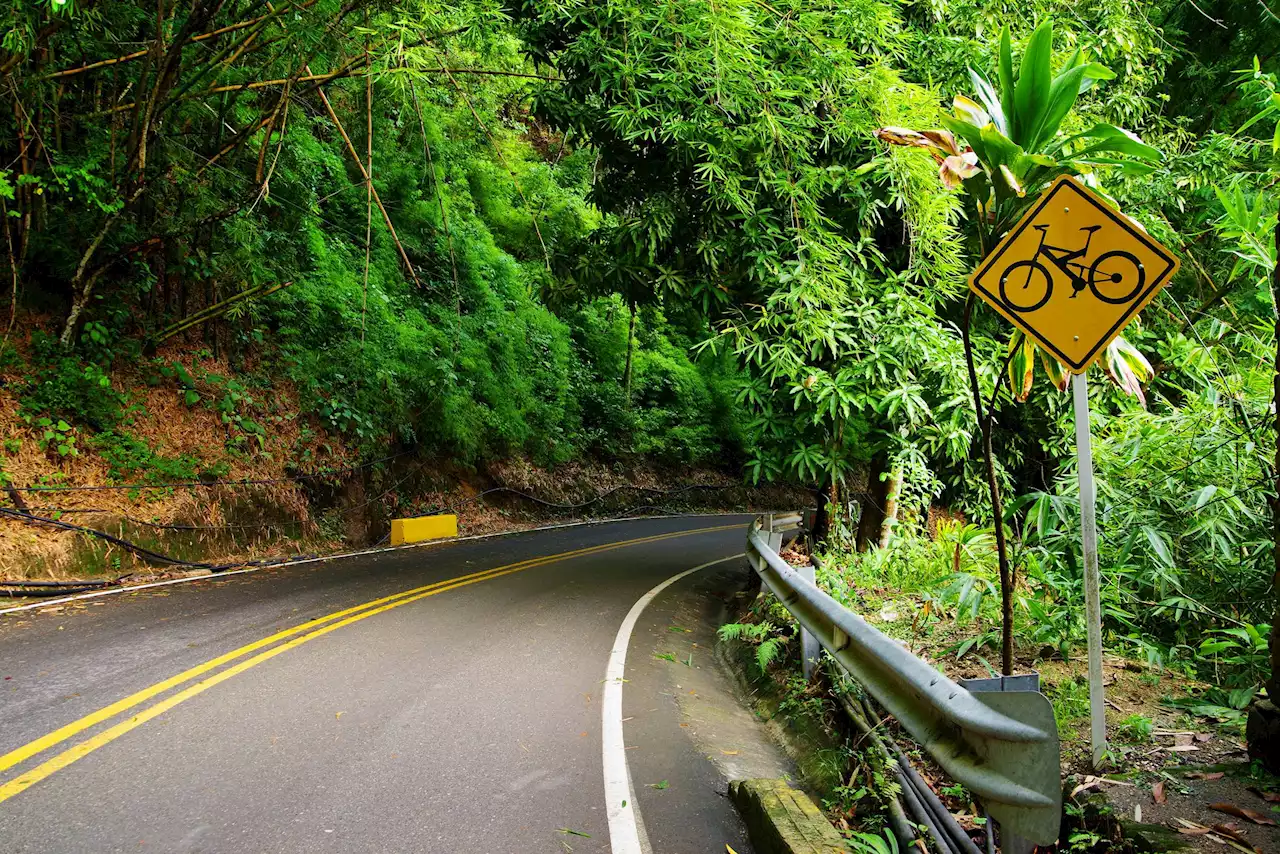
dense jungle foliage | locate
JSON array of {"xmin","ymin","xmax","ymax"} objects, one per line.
[{"xmin": 2, "ymin": 1, "xmax": 1279, "ymax": 696}]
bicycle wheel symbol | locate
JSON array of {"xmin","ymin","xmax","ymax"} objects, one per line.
[
  {"xmin": 998, "ymin": 260, "xmax": 1053, "ymax": 313},
  {"xmin": 1087, "ymin": 250, "xmax": 1144, "ymax": 304}
]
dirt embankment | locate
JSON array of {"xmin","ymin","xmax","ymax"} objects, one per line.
[{"xmin": 0, "ymin": 338, "xmax": 807, "ymax": 584}]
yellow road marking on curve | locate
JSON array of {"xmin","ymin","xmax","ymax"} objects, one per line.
[{"xmin": 0, "ymin": 523, "xmax": 738, "ymax": 804}]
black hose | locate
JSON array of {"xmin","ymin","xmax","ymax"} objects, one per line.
[
  {"xmin": 0, "ymin": 508, "xmax": 318, "ymax": 597},
  {"xmin": 860, "ymin": 696, "xmax": 984, "ymax": 854},
  {"xmin": 837, "ymin": 689, "xmax": 947, "ymax": 854},
  {"xmin": 891, "ymin": 761, "xmax": 955, "ymax": 854},
  {"xmin": 0, "ymin": 584, "xmax": 114, "ymax": 597}
]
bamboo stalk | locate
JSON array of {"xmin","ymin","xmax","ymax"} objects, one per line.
[
  {"xmin": 153, "ymin": 281, "xmax": 293, "ymax": 343},
  {"xmin": 409, "ymin": 82, "xmax": 461, "ymax": 332},
  {"xmin": 1, "ymin": 196, "xmax": 17, "ymax": 350},
  {"xmin": 42, "ymin": 0, "xmax": 321, "ymax": 80},
  {"xmin": 361, "ymin": 28, "xmax": 372, "ymax": 344},
  {"xmin": 93, "ymin": 65, "xmax": 553, "ymax": 117},
  {"xmin": 307, "ymin": 64, "xmax": 421, "ymax": 288},
  {"xmin": 195, "ymin": 54, "xmax": 366, "ymax": 177},
  {"xmin": 438, "ymin": 64, "xmax": 550, "ymax": 271}
]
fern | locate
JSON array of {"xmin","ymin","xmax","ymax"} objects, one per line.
[
  {"xmin": 720, "ymin": 622, "xmax": 789, "ymax": 673},
  {"xmin": 718, "ymin": 621, "xmax": 775, "ymax": 643},
  {"xmin": 756, "ymin": 637, "xmax": 787, "ymax": 672}
]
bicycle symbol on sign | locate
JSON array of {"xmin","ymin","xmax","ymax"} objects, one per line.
[{"xmin": 998, "ymin": 224, "xmax": 1145, "ymax": 313}]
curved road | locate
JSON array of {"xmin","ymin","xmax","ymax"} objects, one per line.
[{"xmin": 0, "ymin": 515, "xmax": 767, "ymax": 853}]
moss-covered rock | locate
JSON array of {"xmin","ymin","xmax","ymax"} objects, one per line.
[{"xmin": 729, "ymin": 778, "xmax": 844, "ymax": 854}]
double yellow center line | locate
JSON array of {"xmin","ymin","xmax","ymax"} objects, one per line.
[{"xmin": 0, "ymin": 523, "xmax": 738, "ymax": 804}]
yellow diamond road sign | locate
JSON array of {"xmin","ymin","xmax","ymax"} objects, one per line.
[{"xmin": 969, "ymin": 176, "xmax": 1180, "ymax": 373}]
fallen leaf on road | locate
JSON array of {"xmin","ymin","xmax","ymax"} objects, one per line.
[
  {"xmin": 727, "ymin": 846, "xmax": 739, "ymax": 853},
  {"xmin": 1248, "ymin": 787, "xmax": 1280, "ymax": 803},
  {"xmin": 1209, "ymin": 803, "xmax": 1277, "ymax": 826},
  {"xmin": 721, "ymin": 750, "xmax": 740, "ymax": 755},
  {"xmin": 1187, "ymin": 771, "xmax": 1225, "ymax": 780},
  {"xmin": 1211, "ymin": 825, "xmax": 1263, "ymax": 854},
  {"xmin": 335, "ymin": 712, "xmax": 343, "ymax": 720},
  {"xmin": 667, "ymin": 626, "xmax": 691, "ymax": 633},
  {"xmin": 1152, "ymin": 781, "xmax": 1166, "ymax": 804},
  {"xmin": 556, "ymin": 828, "xmax": 591, "ymax": 838},
  {"xmin": 647, "ymin": 780, "xmax": 669, "ymax": 790}
]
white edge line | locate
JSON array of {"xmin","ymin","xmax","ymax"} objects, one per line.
[
  {"xmin": 602, "ymin": 553, "xmax": 744, "ymax": 854},
  {"xmin": 0, "ymin": 513, "xmax": 753, "ymax": 617}
]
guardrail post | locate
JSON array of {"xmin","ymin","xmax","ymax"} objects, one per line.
[
  {"xmin": 765, "ymin": 515, "xmax": 819, "ymax": 680},
  {"xmin": 797, "ymin": 561, "xmax": 820, "ymax": 680}
]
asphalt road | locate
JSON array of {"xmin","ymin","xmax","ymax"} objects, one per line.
[{"xmin": 0, "ymin": 515, "xmax": 762, "ymax": 853}]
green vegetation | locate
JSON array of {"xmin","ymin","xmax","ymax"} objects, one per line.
[{"xmin": 0, "ymin": 0, "xmax": 744, "ymax": 480}]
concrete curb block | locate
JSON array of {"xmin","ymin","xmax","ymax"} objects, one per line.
[{"xmin": 729, "ymin": 778, "xmax": 845, "ymax": 854}]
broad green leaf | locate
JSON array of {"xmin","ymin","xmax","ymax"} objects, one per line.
[
  {"xmin": 1012, "ymin": 19, "xmax": 1055, "ymax": 148},
  {"xmin": 1059, "ymin": 124, "xmax": 1162, "ymax": 162},
  {"xmin": 1191, "ymin": 485, "xmax": 1218, "ymax": 509},
  {"xmin": 1078, "ymin": 62, "xmax": 1116, "ymax": 94},
  {"xmin": 1033, "ymin": 64, "xmax": 1088, "ymax": 149},
  {"xmin": 953, "ymin": 94, "xmax": 991, "ymax": 128},
  {"xmin": 998, "ymin": 164, "xmax": 1025, "ymax": 198},
  {"xmin": 1236, "ymin": 102, "xmax": 1279, "ymax": 135},
  {"xmin": 998, "ymin": 26, "xmax": 1015, "ymax": 127},
  {"xmin": 1074, "ymin": 156, "xmax": 1159, "ymax": 176}
]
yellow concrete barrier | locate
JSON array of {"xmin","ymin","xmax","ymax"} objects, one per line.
[{"xmin": 390, "ymin": 514, "xmax": 458, "ymax": 546}]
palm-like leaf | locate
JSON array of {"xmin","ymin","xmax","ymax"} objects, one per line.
[{"xmin": 875, "ymin": 18, "xmax": 1162, "ymax": 403}]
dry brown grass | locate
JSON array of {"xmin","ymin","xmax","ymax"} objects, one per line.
[{"xmin": 0, "ymin": 336, "xmax": 354, "ymax": 579}]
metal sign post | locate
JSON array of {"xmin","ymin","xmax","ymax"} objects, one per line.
[
  {"xmin": 1071, "ymin": 372, "xmax": 1107, "ymax": 768},
  {"xmin": 965, "ymin": 175, "xmax": 1180, "ymax": 772}
]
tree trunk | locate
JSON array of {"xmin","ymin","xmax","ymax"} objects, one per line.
[
  {"xmin": 856, "ymin": 453, "xmax": 890, "ymax": 552},
  {"xmin": 1248, "ymin": 208, "xmax": 1280, "ymax": 774},
  {"xmin": 962, "ymin": 294, "xmax": 1016, "ymax": 676},
  {"xmin": 623, "ymin": 299, "xmax": 637, "ymax": 407},
  {"xmin": 879, "ymin": 469, "xmax": 902, "ymax": 549}
]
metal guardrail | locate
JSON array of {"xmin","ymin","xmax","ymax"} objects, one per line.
[{"xmin": 746, "ymin": 514, "xmax": 1062, "ymax": 848}]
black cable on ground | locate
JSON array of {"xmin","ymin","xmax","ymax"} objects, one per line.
[
  {"xmin": 23, "ymin": 508, "xmax": 307, "ymax": 531},
  {"xmin": 0, "ymin": 507, "xmax": 317, "ymax": 596}
]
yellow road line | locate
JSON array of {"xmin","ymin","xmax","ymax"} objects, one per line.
[{"xmin": 0, "ymin": 523, "xmax": 738, "ymax": 804}]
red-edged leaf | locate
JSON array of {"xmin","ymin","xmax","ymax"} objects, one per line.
[
  {"xmin": 1248, "ymin": 787, "xmax": 1280, "ymax": 803},
  {"xmin": 1209, "ymin": 803, "xmax": 1277, "ymax": 826},
  {"xmin": 1187, "ymin": 771, "xmax": 1225, "ymax": 780},
  {"xmin": 1007, "ymin": 331, "xmax": 1035, "ymax": 402}
]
